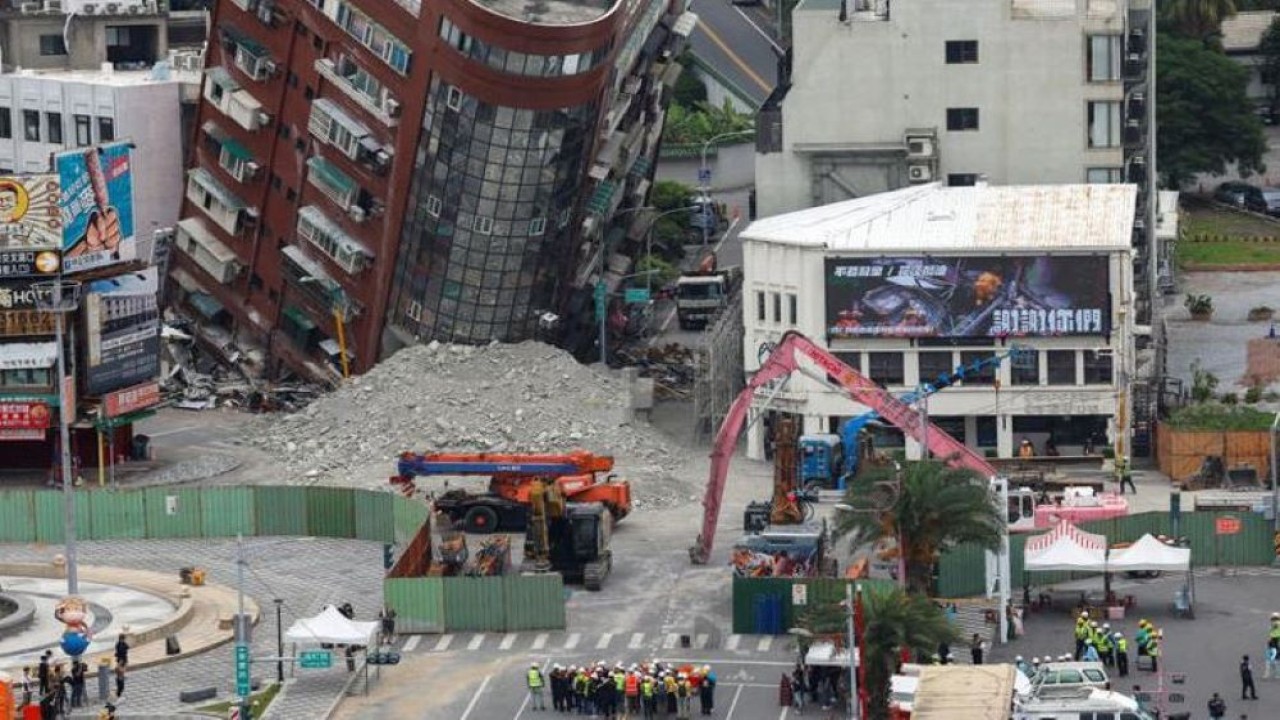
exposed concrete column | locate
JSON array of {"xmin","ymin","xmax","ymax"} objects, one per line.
[
  {"xmin": 746, "ymin": 404, "xmax": 765, "ymax": 461},
  {"xmin": 997, "ymin": 415, "xmax": 1014, "ymax": 459}
]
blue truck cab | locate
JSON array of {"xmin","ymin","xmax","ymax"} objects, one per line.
[{"xmin": 798, "ymin": 434, "xmax": 844, "ymax": 490}]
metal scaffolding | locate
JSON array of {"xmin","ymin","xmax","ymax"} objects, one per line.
[{"xmin": 693, "ymin": 293, "xmax": 744, "ymax": 441}]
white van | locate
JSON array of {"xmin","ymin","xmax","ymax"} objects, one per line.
[{"xmin": 1015, "ymin": 688, "xmax": 1154, "ymax": 720}]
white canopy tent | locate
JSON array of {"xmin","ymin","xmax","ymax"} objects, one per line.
[
  {"xmin": 1024, "ymin": 520, "xmax": 1108, "ymax": 573},
  {"xmin": 285, "ymin": 605, "xmax": 378, "ymax": 646},
  {"xmin": 1107, "ymin": 534, "xmax": 1191, "ymax": 573}
]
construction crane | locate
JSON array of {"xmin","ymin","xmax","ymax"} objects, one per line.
[
  {"xmin": 690, "ymin": 331, "xmax": 1000, "ymax": 564},
  {"xmin": 389, "ymin": 450, "xmax": 631, "ymax": 533},
  {"xmin": 828, "ymin": 345, "xmax": 1032, "ymax": 483}
]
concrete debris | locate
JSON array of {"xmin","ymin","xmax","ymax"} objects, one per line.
[
  {"xmin": 615, "ymin": 343, "xmax": 697, "ymax": 399},
  {"xmin": 243, "ymin": 341, "xmax": 694, "ymax": 510},
  {"xmin": 129, "ymin": 453, "xmax": 243, "ymax": 486}
]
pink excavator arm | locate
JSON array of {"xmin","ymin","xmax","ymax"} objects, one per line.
[{"xmin": 689, "ymin": 331, "xmax": 998, "ymax": 564}]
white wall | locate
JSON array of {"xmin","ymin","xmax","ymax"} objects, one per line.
[
  {"xmin": 757, "ymin": 0, "xmax": 1127, "ymax": 216},
  {"xmin": 738, "ymin": 237, "xmax": 1134, "ymax": 460},
  {"xmin": 0, "ymin": 73, "xmax": 181, "ymax": 259}
]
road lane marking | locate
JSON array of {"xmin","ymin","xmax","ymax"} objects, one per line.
[
  {"xmin": 696, "ymin": 20, "xmax": 771, "ymax": 93},
  {"xmin": 731, "ymin": 4, "xmax": 785, "ymax": 55},
  {"xmin": 468, "ymin": 634, "xmax": 485, "ymax": 651},
  {"xmin": 726, "ymin": 685, "xmax": 745, "ymax": 719},
  {"xmin": 564, "ymin": 633, "xmax": 581, "ymax": 649},
  {"xmin": 756, "ymin": 636, "xmax": 772, "ymax": 652},
  {"xmin": 779, "ymin": 706, "xmax": 790, "ymax": 720},
  {"xmin": 402, "ymin": 635, "xmax": 421, "ymax": 653},
  {"xmin": 459, "ymin": 674, "xmax": 492, "ymax": 720},
  {"xmin": 532, "ymin": 633, "xmax": 548, "ymax": 650},
  {"xmin": 433, "ymin": 634, "xmax": 453, "ymax": 652},
  {"xmin": 596, "ymin": 633, "xmax": 614, "ymax": 650},
  {"xmin": 659, "ymin": 657, "xmax": 792, "ymax": 667},
  {"xmin": 512, "ymin": 660, "xmax": 552, "ymax": 720},
  {"xmin": 695, "ymin": 634, "xmax": 709, "ymax": 649},
  {"xmin": 629, "ymin": 632, "xmax": 645, "ymax": 650},
  {"xmin": 726, "ymin": 635, "xmax": 741, "ymax": 651},
  {"xmin": 664, "ymin": 633, "xmax": 680, "ymax": 649},
  {"xmin": 500, "ymin": 633, "xmax": 517, "ymax": 651}
]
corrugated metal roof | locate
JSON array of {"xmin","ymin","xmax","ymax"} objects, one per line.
[
  {"xmin": 741, "ymin": 183, "xmax": 1136, "ymax": 253},
  {"xmin": 1222, "ymin": 11, "xmax": 1277, "ymax": 53}
]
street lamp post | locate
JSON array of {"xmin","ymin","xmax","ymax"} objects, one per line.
[
  {"xmin": 698, "ymin": 130, "xmax": 755, "ymax": 247},
  {"xmin": 274, "ymin": 598, "xmax": 285, "ymax": 683},
  {"xmin": 35, "ymin": 277, "xmax": 82, "ymax": 596}
]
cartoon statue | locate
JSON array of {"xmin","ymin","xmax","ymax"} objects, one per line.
[{"xmin": 54, "ymin": 596, "xmax": 92, "ymax": 657}]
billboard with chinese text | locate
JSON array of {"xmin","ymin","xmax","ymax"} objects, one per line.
[
  {"xmin": 57, "ymin": 143, "xmax": 137, "ymax": 274},
  {"xmin": 825, "ymin": 255, "xmax": 1110, "ymax": 339},
  {"xmin": 82, "ymin": 267, "xmax": 160, "ymax": 396},
  {"xmin": 0, "ymin": 175, "xmax": 62, "ymax": 251}
]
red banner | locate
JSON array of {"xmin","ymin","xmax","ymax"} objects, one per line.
[
  {"xmin": 104, "ymin": 380, "xmax": 160, "ymax": 418},
  {"xmin": 0, "ymin": 401, "xmax": 50, "ymax": 430}
]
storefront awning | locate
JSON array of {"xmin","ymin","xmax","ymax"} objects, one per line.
[
  {"xmin": 0, "ymin": 342, "xmax": 57, "ymax": 370},
  {"xmin": 188, "ymin": 292, "xmax": 225, "ymax": 320},
  {"xmin": 94, "ymin": 409, "xmax": 156, "ymax": 430}
]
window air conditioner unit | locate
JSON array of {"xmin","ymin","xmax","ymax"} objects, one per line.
[
  {"xmin": 245, "ymin": 160, "xmax": 261, "ymax": 177},
  {"xmin": 348, "ymin": 205, "xmax": 366, "ymax": 222},
  {"xmin": 43, "ymin": 0, "xmax": 62, "ymax": 10},
  {"xmin": 905, "ymin": 136, "xmax": 935, "ymax": 158},
  {"xmin": 81, "ymin": 4, "xmax": 97, "ymax": 13},
  {"xmin": 104, "ymin": 2, "xmax": 119, "ymax": 12},
  {"xmin": 384, "ymin": 98, "xmax": 401, "ymax": 117},
  {"xmin": 127, "ymin": 4, "xmax": 141, "ymax": 12},
  {"xmin": 256, "ymin": 110, "xmax": 272, "ymax": 126},
  {"xmin": 907, "ymin": 163, "xmax": 933, "ymax": 183},
  {"xmin": 262, "ymin": 60, "xmax": 278, "ymax": 77},
  {"xmin": 20, "ymin": 2, "xmax": 40, "ymax": 12},
  {"xmin": 373, "ymin": 148, "xmax": 391, "ymax": 166}
]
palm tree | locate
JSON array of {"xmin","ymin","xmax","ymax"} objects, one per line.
[
  {"xmin": 1161, "ymin": 0, "xmax": 1238, "ymax": 45},
  {"xmin": 794, "ymin": 585, "xmax": 960, "ymax": 720},
  {"xmin": 833, "ymin": 460, "xmax": 1003, "ymax": 594}
]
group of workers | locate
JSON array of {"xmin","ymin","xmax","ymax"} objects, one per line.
[
  {"xmin": 1072, "ymin": 612, "xmax": 1161, "ymax": 674},
  {"xmin": 526, "ymin": 660, "xmax": 717, "ymax": 719}
]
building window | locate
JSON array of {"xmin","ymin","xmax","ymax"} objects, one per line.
[
  {"xmin": 97, "ymin": 117, "xmax": 114, "ymax": 142},
  {"xmin": 1011, "ymin": 352, "xmax": 1040, "ymax": 385},
  {"xmin": 528, "ymin": 217, "xmax": 545, "ymax": 236},
  {"xmin": 474, "ymin": 216, "xmax": 493, "ymax": 235},
  {"xmin": 918, "ymin": 351, "xmax": 954, "ymax": 386},
  {"xmin": 947, "ymin": 174, "xmax": 979, "ymax": 187},
  {"xmin": 1083, "ymin": 350, "xmax": 1113, "ymax": 384},
  {"xmin": 1087, "ymin": 101, "xmax": 1121, "ymax": 148},
  {"xmin": 946, "ymin": 108, "xmax": 979, "ymax": 131},
  {"xmin": 834, "ymin": 352, "xmax": 861, "ymax": 373},
  {"xmin": 46, "ymin": 112, "xmax": 62, "ymax": 145},
  {"xmin": 22, "ymin": 110, "xmax": 39, "ymax": 142},
  {"xmin": 787, "ymin": 293, "xmax": 797, "ymax": 325},
  {"xmin": 0, "ymin": 108, "xmax": 11, "ymax": 139},
  {"xmin": 407, "ymin": 300, "xmax": 422, "ymax": 321},
  {"xmin": 1087, "ymin": 35, "xmax": 1122, "ymax": 82},
  {"xmin": 73, "ymin": 114, "xmax": 91, "ymax": 146},
  {"xmin": 945, "ymin": 40, "xmax": 978, "ymax": 64},
  {"xmin": 308, "ymin": 99, "xmax": 371, "ymax": 159},
  {"xmin": 868, "ymin": 352, "xmax": 905, "ymax": 386},
  {"xmin": 960, "ymin": 351, "xmax": 996, "ymax": 385},
  {"xmin": 297, "ymin": 205, "xmax": 369, "ymax": 273},
  {"xmin": 1086, "ymin": 167, "xmax": 1123, "ymax": 183},
  {"xmin": 756, "ymin": 291, "xmax": 766, "ymax": 322},
  {"xmin": 771, "ymin": 292, "xmax": 781, "ymax": 323},
  {"xmin": 446, "ymin": 86, "xmax": 463, "ymax": 111},
  {"xmin": 426, "ymin": 194, "xmax": 442, "ymax": 217},
  {"xmin": 1047, "ymin": 350, "xmax": 1077, "ymax": 385},
  {"xmin": 39, "ymin": 34, "xmax": 67, "ymax": 56}
]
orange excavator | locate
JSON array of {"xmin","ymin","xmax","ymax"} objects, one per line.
[{"xmin": 389, "ymin": 450, "xmax": 632, "ymax": 533}]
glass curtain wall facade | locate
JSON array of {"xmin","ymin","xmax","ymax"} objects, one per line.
[{"xmin": 389, "ymin": 77, "xmax": 596, "ymax": 342}]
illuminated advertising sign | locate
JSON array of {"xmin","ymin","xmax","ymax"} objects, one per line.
[{"xmin": 825, "ymin": 255, "xmax": 1111, "ymax": 339}]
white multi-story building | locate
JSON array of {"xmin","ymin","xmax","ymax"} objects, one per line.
[
  {"xmin": 739, "ymin": 182, "xmax": 1136, "ymax": 462},
  {"xmin": 0, "ymin": 67, "xmax": 183, "ymax": 255},
  {"xmin": 756, "ymin": 0, "xmax": 1145, "ymax": 216}
]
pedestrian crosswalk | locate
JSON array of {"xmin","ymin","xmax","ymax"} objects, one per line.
[{"xmin": 399, "ymin": 630, "xmax": 791, "ymax": 656}]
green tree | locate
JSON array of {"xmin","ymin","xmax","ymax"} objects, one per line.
[
  {"xmin": 1259, "ymin": 17, "xmax": 1280, "ymax": 119},
  {"xmin": 651, "ymin": 179, "xmax": 695, "ymax": 213},
  {"xmin": 833, "ymin": 461, "xmax": 1003, "ymax": 595},
  {"xmin": 794, "ymin": 586, "xmax": 959, "ymax": 720},
  {"xmin": 1158, "ymin": 33, "xmax": 1267, "ymax": 187},
  {"xmin": 661, "ymin": 100, "xmax": 754, "ymax": 145},
  {"xmin": 1161, "ymin": 0, "xmax": 1238, "ymax": 45},
  {"xmin": 672, "ymin": 68, "xmax": 708, "ymax": 108}
]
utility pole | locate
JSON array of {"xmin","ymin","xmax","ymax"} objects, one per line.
[
  {"xmin": 845, "ymin": 583, "xmax": 859, "ymax": 720},
  {"xmin": 235, "ymin": 535, "xmax": 252, "ymax": 719}
]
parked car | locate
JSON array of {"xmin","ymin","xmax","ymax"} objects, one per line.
[
  {"xmin": 1030, "ymin": 662, "xmax": 1110, "ymax": 698},
  {"xmin": 1262, "ymin": 188, "xmax": 1280, "ymax": 216},
  {"xmin": 1214, "ymin": 182, "xmax": 1268, "ymax": 213}
]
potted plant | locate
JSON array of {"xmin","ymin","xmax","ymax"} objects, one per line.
[
  {"xmin": 1248, "ymin": 305, "xmax": 1275, "ymax": 321},
  {"xmin": 1184, "ymin": 293, "xmax": 1214, "ymax": 320}
]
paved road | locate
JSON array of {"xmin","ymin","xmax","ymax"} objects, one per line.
[{"xmin": 688, "ymin": 0, "xmax": 780, "ymax": 107}]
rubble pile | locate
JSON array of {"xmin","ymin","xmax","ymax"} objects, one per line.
[{"xmin": 244, "ymin": 341, "xmax": 696, "ymax": 509}]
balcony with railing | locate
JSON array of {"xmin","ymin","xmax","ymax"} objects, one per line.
[{"xmin": 313, "ymin": 57, "xmax": 400, "ymax": 127}]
